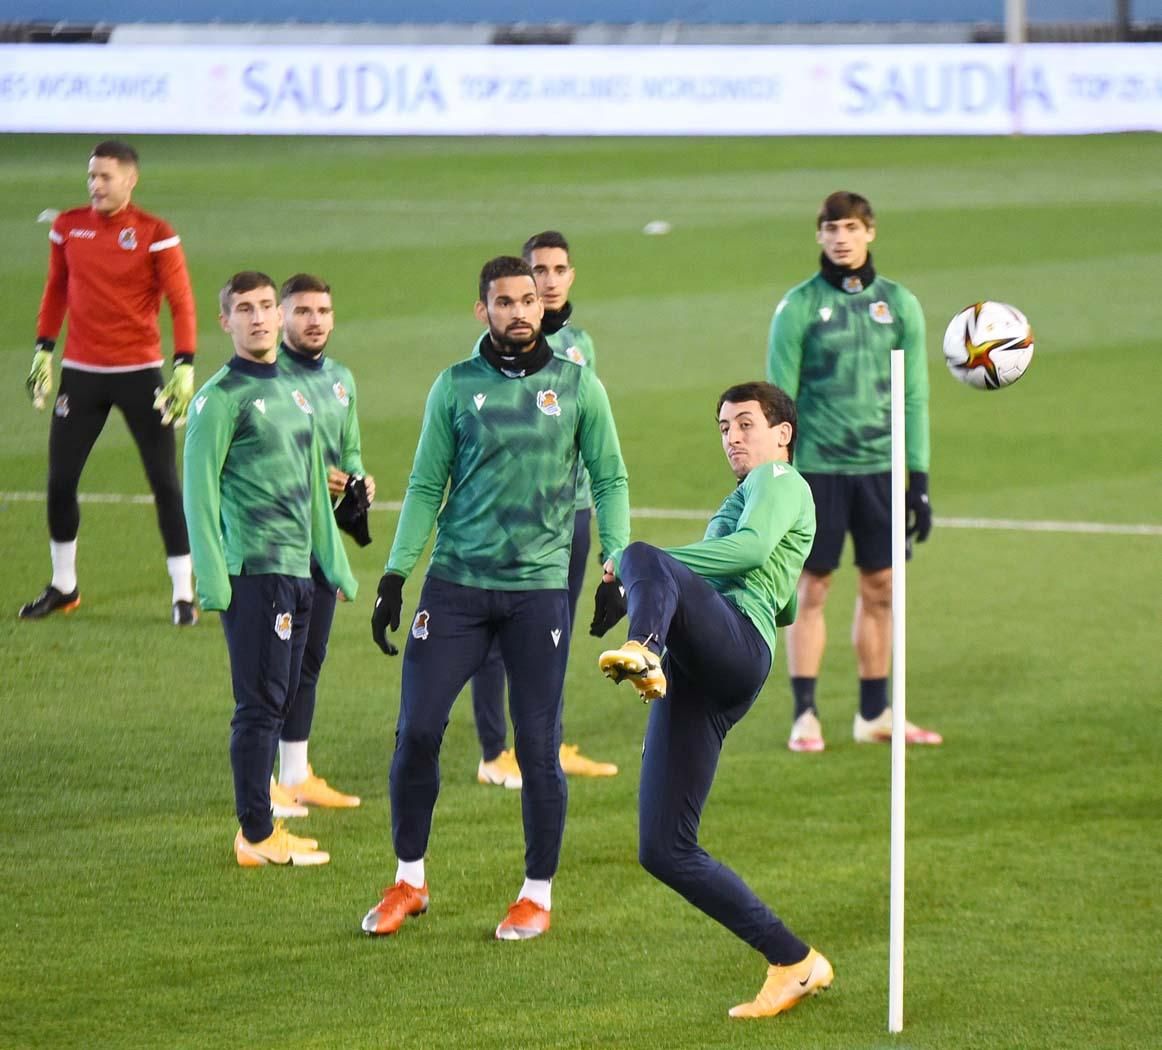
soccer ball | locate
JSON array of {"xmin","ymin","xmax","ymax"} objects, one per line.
[{"xmin": 942, "ymin": 301, "xmax": 1034, "ymax": 390}]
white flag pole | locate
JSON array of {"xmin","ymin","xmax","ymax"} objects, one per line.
[{"xmin": 888, "ymin": 348, "xmax": 906, "ymax": 1034}]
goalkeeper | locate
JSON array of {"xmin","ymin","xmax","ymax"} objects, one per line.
[
  {"xmin": 767, "ymin": 190, "xmax": 941, "ymax": 752},
  {"xmin": 19, "ymin": 139, "xmax": 199, "ymax": 626}
]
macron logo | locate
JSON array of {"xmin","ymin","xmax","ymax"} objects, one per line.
[
  {"xmin": 473, "ymin": 393, "xmax": 486, "ymax": 410},
  {"xmin": 254, "ymin": 398, "xmax": 266, "ymax": 414},
  {"xmin": 550, "ymin": 629, "xmax": 562, "ymax": 648},
  {"xmin": 194, "ymin": 396, "xmax": 207, "ymax": 415},
  {"xmin": 772, "ymin": 463, "xmax": 787, "ymax": 478}
]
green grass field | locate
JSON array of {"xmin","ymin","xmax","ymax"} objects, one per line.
[{"xmin": 1, "ymin": 133, "xmax": 1160, "ymax": 1049}]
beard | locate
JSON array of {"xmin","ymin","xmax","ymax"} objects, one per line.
[
  {"xmin": 489, "ymin": 320, "xmax": 540, "ymax": 354},
  {"xmin": 285, "ymin": 332, "xmax": 329, "ymax": 355}
]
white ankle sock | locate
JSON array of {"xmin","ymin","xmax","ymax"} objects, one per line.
[
  {"xmin": 278, "ymin": 740, "xmax": 309, "ymax": 786},
  {"xmin": 396, "ymin": 859, "xmax": 425, "ymax": 889},
  {"xmin": 167, "ymin": 554, "xmax": 194, "ymax": 603},
  {"xmin": 50, "ymin": 540, "xmax": 77, "ymax": 594},
  {"xmin": 519, "ymin": 878, "xmax": 552, "ymax": 910}
]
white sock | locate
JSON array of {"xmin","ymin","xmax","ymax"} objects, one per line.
[
  {"xmin": 278, "ymin": 740, "xmax": 309, "ymax": 786},
  {"xmin": 519, "ymin": 878, "xmax": 552, "ymax": 910},
  {"xmin": 167, "ymin": 554, "xmax": 194, "ymax": 603},
  {"xmin": 396, "ymin": 859, "xmax": 426, "ymax": 889},
  {"xmin": 50, "ymin": 540, "xmax": 77, "ymax": 594}
]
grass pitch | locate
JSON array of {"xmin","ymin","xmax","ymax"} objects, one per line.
[{"xmin": 1, "ymin": 133, "xmax": 1160, "ymax": 1049}]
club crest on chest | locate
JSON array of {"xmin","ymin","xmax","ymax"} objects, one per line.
[{"xmin": 537, "ymin": 389, "xmax": 561, "ymax": 417}]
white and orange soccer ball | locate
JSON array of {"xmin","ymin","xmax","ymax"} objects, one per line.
[{"xmin": 942, "ymin": 301, "xmax": 1035, "ymax": 390}]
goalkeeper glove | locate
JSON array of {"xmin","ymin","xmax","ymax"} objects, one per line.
[
  {"xmin": 26, "ymin": 341, "xmax": 55, "ymax": 410},
  {"xmin": 371, "ymin": 572, "xmax": 404, "ymax": 656},
  {"xmin": 589, "ymin": 578, "xmax": 627, "ymax": 638},
  {"xmin": 905, "ymin": 471, "xmax": 932, "ymax": 543},
  {"xmin": 153, "ymin": 361, "xmax": 195, "ymax": 427}
]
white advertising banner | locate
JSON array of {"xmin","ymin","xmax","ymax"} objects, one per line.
[{"xmin": 0, "ymin": 44, "xmax": 1159, "ymax": 136}]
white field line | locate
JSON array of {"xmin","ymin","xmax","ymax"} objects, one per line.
[{"xmin": 1, "ymin": 491, "xmax": 1160, "ymax": 537}]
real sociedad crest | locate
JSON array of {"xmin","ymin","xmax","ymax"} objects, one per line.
[
  {"xmin": 118, "ymin": 227, "xmax": 138, "ymax": 251},
  {"xmin": 565, "ymin": 346, "xmax": 586, "ymax": 365},
  {"xmin": 411, "ymin": 610, "xmax": 430, "ymax": 640},
  {"xmin": 292, "ymin": 389, "xmax": 313, "ymax": 414},
  {"xmin": 841, "ymin": 275, "xmax": 863, "ymax": 293},
  {"xmin": 274, "ymin": 611, "xmax": 293, "ymax": 640},
  {"xmin": 869, "ymin": 301, "xmax": 893, "ymax": 324},
  {"xmin": 332, "ymin": 381, "xmax": 349, "ymax": 406},
  {"xmin": 537, "ymin": 389, "xmax": 561, "ymax": 417}
]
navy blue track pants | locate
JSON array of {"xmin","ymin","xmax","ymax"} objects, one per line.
[
  {"xmin": 391, "ymin": 576, "xmax": 571, "ymax": 880},
  {"xmin": 221, "ymin": 573, "xmax": 313, "ymax": 843},
  {"xmin": 620, "ymin": 541, "xmax": 810, "ymax": 966},
  {"xmin": 281, "ymin": 563, "xmax": 338, "ymax": 743},
  {"xmin": 470, "ymin": 509, "xmax": 591, "ymax": 759}
]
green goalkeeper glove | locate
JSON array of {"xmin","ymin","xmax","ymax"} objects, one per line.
[
  {"xmin": 153, "ymin": 361, "xmax": 195, "ymax": 427},
  {"xmin": 26, "ymin": 342, "xmax": 55, "ymax": 410}
]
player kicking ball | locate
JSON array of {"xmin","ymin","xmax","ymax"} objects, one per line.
[{"xmin": 597, "ymin": 382, "xmax": 833, "ymax": 1019}]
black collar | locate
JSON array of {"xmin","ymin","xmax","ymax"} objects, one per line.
[
  {"xmin": 819, "ymin": 251, "xmax": 876, "ymax": 294},
  {"xmin": 280, "ymin": 341, "xmax": 326, "ymax": 371},
  {"xmin": 542, "ymin": 301, "xmax": 573, "ymax": 336},
  {"xmin": 479, "ymin": 333, "xmax": 554, "ymax": 377},
  {"xmin": 228, "ymin": 355, "xmax": 277, "ymax": 378}
]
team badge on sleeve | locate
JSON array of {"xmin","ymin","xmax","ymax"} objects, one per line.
[
  {"xmin": 292, "ymin": 389, "xmax": 313, "ymax": 414},
  {"xmin": 332, "ymin": 381, "xmax": 349, "ymax": 407},
  {"xmin": 274, "ymin": 611, "xmax": 293, "ymax": 640},
  {"xmin": 411, "ymin": 610, "xmax": 430, "ymax": 640},
  {"xmin": 536, "ymin": 390, "xmax": 561, "ymax": 417},
  {"xmin": 565, "ymin": 346, "xmax": 586, "ymax": 365},
  {"xmin": 118, "ymin": 227, "xmax": 138, "ymax": 251},
  {"xmin": 870, "ymin": 301, "xmax": 894, "ymax": 324}
]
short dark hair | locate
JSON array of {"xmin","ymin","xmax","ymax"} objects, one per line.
[
  {"xmin": 717, "ymin": 381, "xmax": 798, "ymax": 463},
  {"xmin": 521, "ymin": 230, "xmax": 570, "ymax": 262},
  {"xmin": 280, "ymin": 273, "xmax": 331, "ymax": 301},
  {"xmin": 479, "ymin": 256, "xmax": 535, "ymax": 301},
  {"xmin": 219, "ymin": 271, "xmax": 277, "ymax": 315},
  {"xmin": 91, "ymin": 140, "xmax": 139, "ymax": 168},
  {"xmin": 817, "ymin": 190, "xmax": 874, "ymax": 230}
]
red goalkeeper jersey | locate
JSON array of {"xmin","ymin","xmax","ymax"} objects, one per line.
[{"xmin": 36, "ymin": 203, "xmax": 197, "ymax": 372}]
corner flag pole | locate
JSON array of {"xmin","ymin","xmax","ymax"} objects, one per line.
[{"xmin": 888, "ymin": 348, "xmax": 906, "ymax": 1033}]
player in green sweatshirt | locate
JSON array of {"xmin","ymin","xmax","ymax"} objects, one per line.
[
  {"xmin": 271, "ymin": 273, "xmax": 373, "ymax": 815},
  {"xmin": 767, "ymin": 191, "xmax": 941, "ymax": 753},
  {"xmin": 363, "ymin": 256, "xmax": 630, "ymax": 943},
  {"xmin": 183, "ymin": 271, "xmax": 357, "ymax": 868},
  {"xmin": 471, "ymin": 230, "xmax": 618, "ymax": 789},
  {"xmin": 597, "ymin": 381, "xmax": 833, "ymax": 1021}
]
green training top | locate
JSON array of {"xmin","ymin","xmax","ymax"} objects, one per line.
[
  {"xmin": 767, "ymin": 272, "xmax": 930, "ymax": 473},
  {"xmin": 387, "ymin": 346, "xmax": 630, "ymax": 590},
  {"xmin": 546, "ymin": 317, "xmax": 598, "ymax": 511},
  {"xmin": 183, "ymin": 356, "xmax": 358, "ymax": 612},
  {"xmin": 277, "ymin": 345, "xmax": 366, "ymax": 476},
  {"xmin": 662, "ymin": 460, "xmax": 816, "ymax": 658}
]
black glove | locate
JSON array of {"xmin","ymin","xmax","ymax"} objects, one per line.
[
  {"xmin": 589, "ymin": 578, "xmax": 627, "ymax": 638},
  {"xmin": 371, "ymin": 572, "xmax": 404, "ymax": 655},
  {"xmin": 333, "ymin": 474, "xmax": 372, "ymax": 547},
  {"xmin": 905, "ymin": 471, "xmax": 932, "ymax": 543}
]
